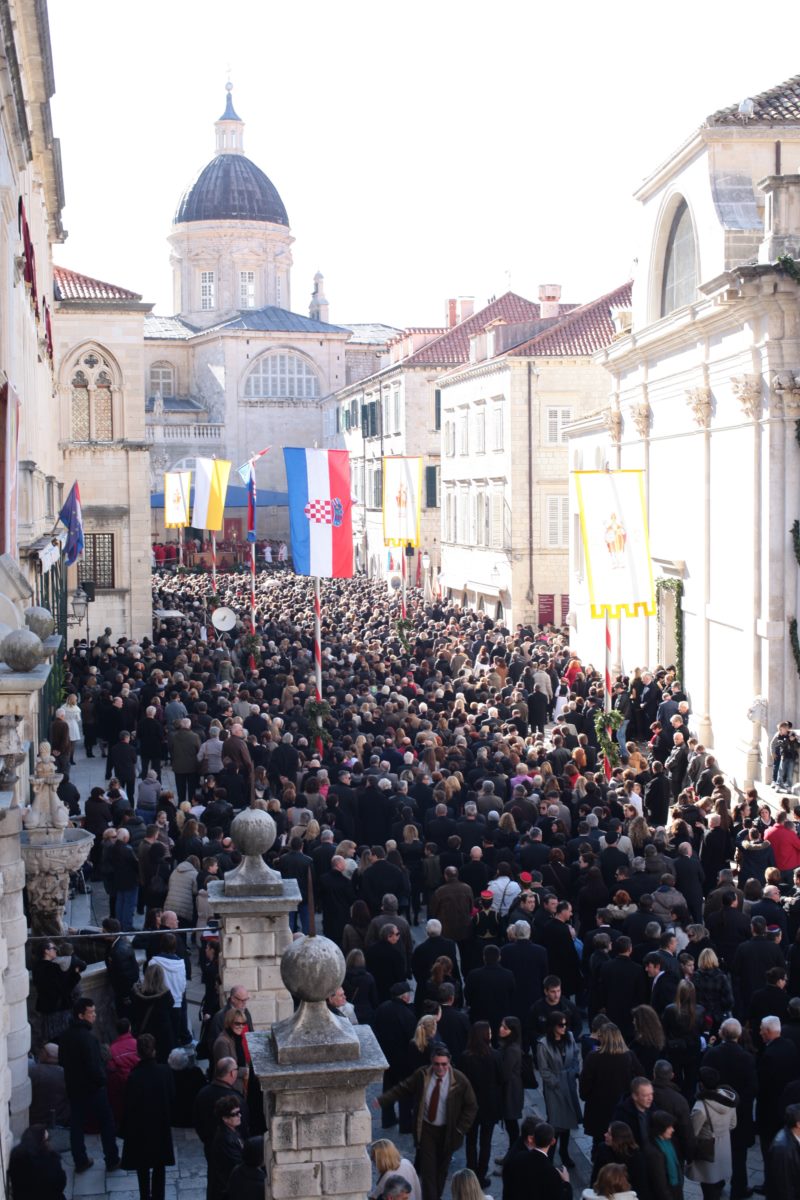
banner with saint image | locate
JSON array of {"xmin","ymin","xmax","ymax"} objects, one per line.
[
  {"xmin": 382, "ymin": 456, "xmax": 422, "ymax": 547},
  {"xmin": 573, "ymin": 470, "xmax": 655, "ymax": 619},
  {"xmin": 164, "ymin": 471, "xmax": 192, "ymax": 529}
]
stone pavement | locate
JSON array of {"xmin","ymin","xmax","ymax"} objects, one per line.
[{"xmin": 55, "ymin": 744, "xmax": 765, "ymax": 1199}]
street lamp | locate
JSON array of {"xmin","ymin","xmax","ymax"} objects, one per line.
[
  {"xmin": 67, "ymin": 587, "xmax": 89, "ymax": 642},
  {"xmin": 422, "ymin": 551, "xmax": 432, "ymax": 603}
]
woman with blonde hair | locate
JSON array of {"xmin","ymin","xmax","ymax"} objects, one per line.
[
  {"xmin": 451, "ymin": 1168, "xmax": 489, "ymax": 1200},
  {"xmin": 693, "ymin": 948, "xmax": 734, "ymax": 1031},
  {"xmin": 369, "ymin": 1139, "xmax": 421, "ymax": 1200},
  {"xmin": 579, "ymin": 1022, "xmax": 643, "ymax": 1144}
]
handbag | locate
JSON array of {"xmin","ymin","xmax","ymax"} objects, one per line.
[{"xmin": 693, "ymin": 1101, "xmax": 715, "ymax": 1162}]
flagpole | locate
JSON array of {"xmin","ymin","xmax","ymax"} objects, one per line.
[
  {"xmin": 178, "ymin": 525, "xmax": 184, "ymax": 568},
  {"xmin": 250, "ymin": 540, "xmax": 257, "ymax": 636},
  {"xmin": 210, "ymin": 532, "xmax": 217, "ymax": 593},
  {"xmin": 401, "ymin": 547, "xmax": 407, "ymax": 620},
  {"xmin": 313, "ymin": 576, "xmax": 323, "ymax": 757},
  {"xmin": 603, "ymin": 613, "xmax": 613, "ymax": 781}
]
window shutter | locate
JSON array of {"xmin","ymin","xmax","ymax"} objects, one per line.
[
  {"xmin": 425, "ymin": 466, "xmax": 438, "ymax": 508},
  {"xmin": 491, "ymin": 492, "xmax": 502, "ymax": 547},
  {"xmin": 547, "ymin": 496, "xmax": 559, "ymax": 546},
  {"xmin": 547, "ymin": 408, "xmax": 559, "ymax": 443},
  {"xmin": 560, "ymin": 496, "xmax": 569, "ymax": 540},
  {"xmin": 434, "ymin": 389, "xmax": 441, "ymax": 430}
]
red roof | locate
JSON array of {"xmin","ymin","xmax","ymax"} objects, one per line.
[
  {"xmin": 507, "ymin": 282, "xmax": 632, "ymax": 358},
  {"xmin": 53, "ymin": 266, "xmax": 142, "ymax": 303},
  {"xmin": 403, "ymin": 292, "xmax": 572, "ymax": 366}
]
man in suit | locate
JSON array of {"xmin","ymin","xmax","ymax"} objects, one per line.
[
  {"xmin": 500, "ymin": 922, "xmax": 548, "ymax": 1038},
  {"xmin": 372, "ymin": 982, "xmax": 417, "ymax": 1130},
  {"xmin": 645, "ymin": 951, "xmax": 678, "ymax": 1016},
  {"xmin": 318, "ymin": 856, "xmax": 355, "ymax": 945},
  {"xmin": 540, "ymin": 902, "xmax": 582, "ymax": 999},
  {"xmin": 465, "ymin": 944, "xmax": 516, "ymax": 1037},
  {"xmin": 502, "ymin": 1117, "xmax": 570, "ymax": 1200},
  {"xmin": 599, "ymin": 936, "xmax": 648, "ymax": 1040},
  {"xmin": 411, "ymin": 919, "xmax": 462, "ymax": 1004},
  {"xmin": 702, "ymin": 1018, "xmax": 757, "ymax": 1200}
]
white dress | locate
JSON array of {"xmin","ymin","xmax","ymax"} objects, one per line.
[{"xmin": 62, "ymin": 704, "xmax": 83, "ymax": 742}]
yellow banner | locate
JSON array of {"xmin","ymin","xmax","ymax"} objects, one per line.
[
  {"xmin": 192, "ymin": 458, "xmax": 231, "ymax": 532},
  {"xmin": 382, "ymin": 456, "xmax": 422, "ymax": 547},
  {"xmin": 164, "ymin": 471, "xmax": 192, "ymax": 528},
  {"xmin": 574, "ymin": 470, "xmax": 656, "ymax": 619}
]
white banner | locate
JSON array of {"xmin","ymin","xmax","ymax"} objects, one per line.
[
  {"xmin": 382, "ymin": 456, "xmax": 422, "ymax": 547},
  {"xmin": 164, "ymin": 470, "xmax": 192, "ymax": 529},
  {"xmin": 574, "ymin": 470, "xmax": 655, "ymax": 619}
]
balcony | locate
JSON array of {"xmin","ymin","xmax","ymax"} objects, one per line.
[{"xmin": 146, "ymin": 423, "xmax": 224, "ymax": 443}]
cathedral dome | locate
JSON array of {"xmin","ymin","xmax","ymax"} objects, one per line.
[{"xmin": 174, "ymin": 154, "xmax": 289, "ymax": 225}]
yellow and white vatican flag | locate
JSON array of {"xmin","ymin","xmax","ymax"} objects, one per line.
[
  {"xmin": 164, "ymin": 471, "xmax": 192, "ymax": 529},
  {"xmin": 573, "ymin": 470, "xmax": 656, "ymax": 619},
  {"xmin": 192, "ymin": 458, "xmax": 231, "ymax": 532},
  {"xmin": 382, "ymin": 456, "xmax": 422, "ymax": 546}
]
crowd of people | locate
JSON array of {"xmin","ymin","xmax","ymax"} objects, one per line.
[{"xmin": 17, "ymin": 567, "xmax": 800, "ymax": 1200}]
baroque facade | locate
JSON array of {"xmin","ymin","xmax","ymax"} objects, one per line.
[{"xmin": 566, "ymin": 73, "xmax": 800, "ymax": 785}]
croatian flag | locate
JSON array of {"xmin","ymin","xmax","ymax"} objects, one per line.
[
  {"xmin": 58, "ymin": 481, "xmax": 84, "ymax": 566},
  {"xmin": 283, "ymin": 448, "xmax": 353, "ymax": 578},
  {"xmin": 244, "ymin": 464, "xmax": 257, "ymax": 543}
]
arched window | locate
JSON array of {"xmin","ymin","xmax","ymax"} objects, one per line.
[
  {"xmin": 244, "ymin": 352, "xmax": 320, "ymax": 400},
  {"xmin": 149, "ymin": 362, "xmax": 175, "ymax": 398},
  {"xmin": 69, "ymin": 349, "xmax": 116, "ymax": 441},
  {"xmin": 661, "ymin": 201, "xmax": 698, "ymax": 316}
]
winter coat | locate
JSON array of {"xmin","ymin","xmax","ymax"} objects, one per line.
[
  {"xmin": 693, "ymin": 968, "xmax": 734, "ymax": 1028},
  {"xmin": 536, "ymin": 1033, "xmax": 582, "ymax": 1131},
  {"xmin": 197, "ymin": 736, "xmax": 225, "ymax": 774},
  {"xmin": 164, "ymin": 860, "xmax": 198, "ymax": 921},
  {"xmin": 651, "ymin": 884, "xmax": 688, "ymax": 924},
  {"xmin": 736, "ymin": 839, "xmax": 775, "ymax": 887},
  {"xmin": 58, "ymin": 1017, "xmax": 107, "ymax": 1100},
  {"xmin": 460, "ymin": 1049, "xmax": 503, "ymax": 1123},
  {"xmin": 580, "ymin": 1049, "xmax": 642, "ymax": 1139},
  {"xmin": 343, "ymin": 965, "xmax": 379, "ymax": 1023},
  {"xmin": 499, "ymin": 1038, "xmax": 524, "ymax": 1120},
  {"xmin": 129, "ymin": 983, "xmax": 176, "ymax": 1062},
  {"xmin": 171, "ymin": 728, "xmax": 202, "ymax": 774},
  {"xmin": 121, "ymin": 1059, "xmax": 175, "ymax": 1170},
  {"xmin": 379, "ymin": 1064, "xmax": 479, "ymax": 1156},
  {"xmin": 136, "ymin": 777, "xmax": 161, "ymax": 813},
  {"xmin": 62, "ymin": 704, "xmax": 83, "ymax": 741},
  {"xmin": 7, "ymin": 1145, "xmax": 66, "ymax": 1200},
  {"xmin": 106, "ymin": 1031, "xmax": 140, "ymax": 1124},
  {"xmin": 685, "ymin": 1087, "xmax": 738, "ymax": 1184},
  {"xmin": 428, "ymin": 880, "xmax": 474, "ymax": 942}
]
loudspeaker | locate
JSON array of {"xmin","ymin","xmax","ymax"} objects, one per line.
[{"xmin": 80, "ymin": 580, "xmax": 96, "ymax": 602}]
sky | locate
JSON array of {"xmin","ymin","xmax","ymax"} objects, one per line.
[{"xmin": 48, "ymin": 0, "xmax": 800, "ymax": 329}]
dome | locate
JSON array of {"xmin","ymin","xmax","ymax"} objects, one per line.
[{"xmin": 174, "ymin": 154, "xmax": 289, "ymax": 226}]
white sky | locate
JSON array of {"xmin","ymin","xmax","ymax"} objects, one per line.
[{"xmin": 48, "ymin": 0, "xmax": 800, "ymax": 329}]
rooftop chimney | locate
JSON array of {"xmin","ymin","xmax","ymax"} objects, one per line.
[
  {"xmin": 538, "ymin": 283, "xmax": 562, "ymax": 319},
  {"xmin": 456, "ymin": 296, "xmax": 474, "ymax": 323},
  {"xmin": 446, "ymin": 299, "xmax": 458, "ymax": 329}
]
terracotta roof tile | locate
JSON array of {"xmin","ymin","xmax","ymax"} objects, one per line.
[
  {"xmin": 403, "ymin": 292, "xmax": 573, "ymax": 366},
  {"xmin": 53, "ymin": 266, "xmax": 142, "ymax": 303},
  {"xmin": 708, "ymin": 74, "xmax": 800, "ymax": 125},
  {"xmin": 507, "ymin": 282, "xmax": 632, "ymax": 358}
]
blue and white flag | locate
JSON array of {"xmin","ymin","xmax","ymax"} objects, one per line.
[
  {"xmin": 58, "ymin": 481, "xmax": 84, "ymax": 566},
  {"xmin": 283, "ymin": 448, "xmax": 353, "ymax": 578}
]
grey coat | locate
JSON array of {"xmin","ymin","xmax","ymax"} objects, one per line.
[
  {"xmin": 536, "ymin": 1034, "xmax": 582, "ymax": 1131},
  {"xmin": 685, "ymin": 1088, "xmax": 738, "ymax": 1184},
  {"xmin": 499, "ymin": 1040, "xmax": 523, "ymax": 1120}
]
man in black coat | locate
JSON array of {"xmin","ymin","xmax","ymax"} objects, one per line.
[
  {"xmin": 411, "ymin": 921, "xmax": 462, "ymax": 1002},
  {"xmin": 108, "ymin": 730, "xmax": 138, "ymax": 796},
  {"xmin": 102, "ymin": 918, "xmax": 140, "ymax": 1016},
  {"xmin": 465, "ymin": 944, "xmax": 516, "ymax": 1036},
  {"xmin": 598, "ymin": 937, "xmax": 648, "ymax": 1040},
  {"xmin": 500, "ymin": 923, "xmax": 548, "ymax": 1036},
  {"xmin": 318, "ymin": 856, "xmax": 355, "ymax": 945},
  {"xmin": 673, "ymin": 842, "xmax": 705, "ymax": 923},
  {"xmin": 436, "ymin": 984, "xmax": 471, "ymax": 1066},
  {"xmin": 193, "ymin": 1057, "xmax": 251, "ymax": 1154},
  {"xmin": 372, "ymin": 984, "xmax": 417, "ymax": 1129},
  {"xmin": 645, "ymin": 952, "xmax": 678, "ymax": 1016},
  {"xmin": 359, "ymin": 847, "xmax": 407, "ymax": 916},
  {"xmin": 757, "ymin": 1016, "xmax": 800, "ymax": 1177},
  {"xmin": 765, "ymin": 1104, "xmax": 800, "ymax": 1200},
  {"xmin": 503, "ymin": 1118, "xmax": 570, "ymax": 1200},
  {"xmin": 365, "ymin": 924, "xmax": 409, "ymax": 1004},
  {"xmin": 539, "ymin": 902, "xmax": 582, "ymax": 998},
  {"xmin": 279, "ymin": 836, "xmax": 313, "ymax": 932},
  {"xmin": 58, "ymin": 998, "xmax": 120, "ymax": 1172},
  {"xmin": 732, "ymin": 917, "xmax": 785, "ymax": 1017},
  {"xmin": 702, "ymin": 1018, "xmax": 757, "ymax": 1200},
  {"xmin": 425, "ymin": 803, "xmax": 458, "ymax": 851},
  {"xmin": 700, "ymin": 817, "xmax": 735, "ymax": 890},
  {"xmin": 644, "ymin": 761, "xmax": 671, "ymax": 826}
]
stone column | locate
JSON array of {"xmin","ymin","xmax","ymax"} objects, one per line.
[
  {"xmin": 206, "ymin": 807, "xmax": 300, "ymax": 1028},
  {"xmin": 251, "ymin": 935, "xmax": 387, "ymax": 1200}
]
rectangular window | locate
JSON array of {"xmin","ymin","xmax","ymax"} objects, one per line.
[
  {"xmin": 459, "ymin": 413, "xmax": 469, "ymax": 455},
  {"xmin": 200, "ymin": 271, "xmax": 216, "ymax": 311},
  {"xmin": 546, "ymin": 406, "xmax": 574, "ymax": 444},
  {"xmin": 393, "ymin": 390, "xmax": 401, "ymax": 433},
  {"xmin": 79, "ymin": 533, "xmax": 115, "ymax": 590},
  {"xmin": 546, "ymin": 495, "xmax": 570, "ymax": 547},
  {"xmin": 239, "ymin": 271, "xmax": 256, "ymax": 309},
  {"xmin": 493, "ymin": 404, "xmax": 504, "ymax": 451},
  {"xmin": 445, "ymin": 420, "xmax": 455, "ymax": 456},
  {"xmin": 434, "ymin": 389, "xmax": 442, "ymax": 431},
  {"xmin": 425, "ymin": 465, "xmax": 440, "ymax": 508},
  {"xmin": 475, "ymin": 409, "xmax": 485, "ymax": 453},
  {"xmin": 490, "ymin": 492, "xmax": 503, "ymax": 547}
]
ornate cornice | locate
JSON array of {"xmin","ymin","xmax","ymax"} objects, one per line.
[
  {"xmin": 731, "ymin": 374, "xmax": 761, "ymax": 420},
  {"xmin": 686, "ymin": 386, "xmax": 712, "ymax": 429}
]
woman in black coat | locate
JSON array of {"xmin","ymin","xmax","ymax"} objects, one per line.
[
  {"xmin": 121, "ymin": 1034, "xmax": 175, "ymax": 1200},
  {"xmin": 32, "ymin": 941, "xmax": 85, "ymax": 1042},
  {"xmin": 342, "ymin": 949, "xmax": 379, "ymax": 1023},
  {"xmin": 209, "ymin": 1094, "xmax": 245, "ymax": 1200},
  {"xmin": 579, "ymin": 1022, "xmax": 643, "ymax": 1142},
  {"xmin": 8, "ymin": 1125, "xmax": 66, "ymax": 1200},
  {"xmin": 591, "ymin": 1120, "xmax": 649, "ymax": 1198},
  {"xmin": 460, "ymin": 1020, "xmax": 503, "ymax": 1187},
  {"xmin": 498, "ymin": 1015, "xmax": 524, "ymax": 1148},
  {"xmin": 130, "ymin": 962, "xmax": 176, "ymax": 1063}
]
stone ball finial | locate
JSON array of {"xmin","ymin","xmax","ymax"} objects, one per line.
[
  {"xmin": 280, "ymin": 934, "xmax": 345, "ymax": 1003},
  {"xmin": 1, "ymin": 628, "xmax": 45, "ymax": 672},
  {"xmin": 24, "ymin": 606, "xmax": 55, "ymax": 640},
  {"xmin": 229, "ymin": 807, "xmax": 276, "ymax": 857}
]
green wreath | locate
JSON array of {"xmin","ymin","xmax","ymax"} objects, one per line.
[
  {"xmin": 306, "ymin": 697, "xmax": 333, "ymax": 745},
  {"xmin": 594, "ymin": 708, "xmax": 624, "ymax": 768},
  {"xmin": 238, "ymin": 631, "xmax": 262, "ymax": 661},
  {"xmin": 395, "ymin": 616, "xmax": 414, "ymax": 652}
]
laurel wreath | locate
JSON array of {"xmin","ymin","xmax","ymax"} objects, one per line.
[
  {"xmin": 238, "ymin": 631, "xmax": 262, "ymax": 661},
  {"xmin": 395, "ymin": 617, "xmax": 414, "ymax": 652},
  {"xmin": 594, "ymin": 708, "xmax": 624, "ymax": 768},
  {"xmin": 306, "ymin": 698, "xmax": 333, "ymax": 745}
]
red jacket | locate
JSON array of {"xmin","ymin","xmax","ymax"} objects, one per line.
[
  {"xmin": 106, "ymin": 1032, "xmax": 140, "ymax": 1124},
  {"xmin": 765, "ymin": 822, "xmax": 800, "ymax": 870}
]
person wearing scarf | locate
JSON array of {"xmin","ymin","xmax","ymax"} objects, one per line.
[{"xmin": 647, "ymin": 1110, "xmax": 684, "ymax": 1200}]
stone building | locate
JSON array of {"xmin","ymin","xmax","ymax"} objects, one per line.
[
  {"xmin": 144, "ymin": 86, "xmax": 396, "ymax": 536},
  {"xmin": 566, "ymin": 73, "xmax": 800, "ymax": 784},
  {"xmin": 438, "ymin": 284, "xmax": 631, "ymax": 625}
]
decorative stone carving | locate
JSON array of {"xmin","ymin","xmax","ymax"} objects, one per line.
[
  {"xmin": 772, "ymin": 371, "xmax": 800, "ymax": 414},
  {"xmin": 20, "ymin": 741, "xmax": 93, "ymax": 935},
  {"xmin": 603, "ymin": 406, "xmax": 623, "ymax": 444},
  {"xmin": 223, "ymin": 808, "xmax": 282, "ymax": 895},
  {"xmin": 0, "ymin": 627, "xmax": 44, "ymax": 671},
  {"xmin": 272, "ymin": 933, "xmax": 359, "ymax": 1064},
  {"xmin": 686, "ymin": 386, "xmax": 713, "ymax": 428},
  {"xmin": 630, "ymin": 402, "xmax": 651, "ymax": 438},
  {"xmin": 0, "ymin": 715, "xmax": 26, "ymax": 794},
  {"xmin": 732, "ymin": 375, "xmax": 762, "ymax": 420},
  {"xmin": 24, "ymin": 605, "xmax": 55, "ymax": 640}
]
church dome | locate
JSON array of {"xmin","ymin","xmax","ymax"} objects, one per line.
[{"xmin": 174, "ymin": 154, "xmax": 289, "ymax": 225}]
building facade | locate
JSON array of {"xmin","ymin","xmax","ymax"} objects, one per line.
[
  {"xmin": 438, "ymin": 284, "xmax": 631, "ymax": 626},
  {"xmin": 566, "ymin": 74, "xmax": 800, "ymax": 785}
]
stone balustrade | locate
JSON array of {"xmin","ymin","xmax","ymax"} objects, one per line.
[{"xmin": 146, "ymin": 423, "xmax": 224, "ymax": 442}]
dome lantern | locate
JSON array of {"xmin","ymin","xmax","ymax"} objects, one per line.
[{"xmin": 215, "ymin": 81, "xmax": 244, "ymax": 155}]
